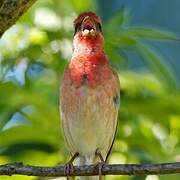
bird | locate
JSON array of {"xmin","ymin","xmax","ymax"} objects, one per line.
[{"xmin": 60, "ymin": 12, "xmax": 120, "ymax": 180}]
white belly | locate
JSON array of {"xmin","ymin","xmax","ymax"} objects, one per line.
[{"xmin": 61, "ymin": 85, "xmax": 119, "ymax": 159}]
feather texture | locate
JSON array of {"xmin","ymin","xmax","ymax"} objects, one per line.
[{"xmin": 60, "ymin": 12, "xmax": 120, "ymax": 180}]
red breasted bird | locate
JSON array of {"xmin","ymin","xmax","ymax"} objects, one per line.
[{"xmin": 60, "ymin": 12, "xmax": 120, "ymax": 180}]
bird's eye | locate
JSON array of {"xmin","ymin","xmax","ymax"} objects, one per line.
[
  {"xmin": 74, "ymin": 23, "xmax": 81, "ymax": 33},
  {"xmin": 97, "ymin": 23, "xmax": 102, "ymax": 32}
]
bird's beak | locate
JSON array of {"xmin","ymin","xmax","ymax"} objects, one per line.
[{"xmin": 81, "ymin": 16, "xmax": 96, "ymax": 37}]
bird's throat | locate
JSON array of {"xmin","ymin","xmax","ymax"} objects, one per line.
[{"xmin": 73, "ymin": 32, "xmax": 104, "ymax": 54}]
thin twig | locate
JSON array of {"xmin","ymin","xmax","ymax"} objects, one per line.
[{"xmin": 0, "ymin": 162, "xmax": 180, "ymax": 177}]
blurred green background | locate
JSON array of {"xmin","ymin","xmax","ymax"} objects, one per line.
[{"xmin": 0, "ymin": 0, "xmax": 180, "ymax": 180}]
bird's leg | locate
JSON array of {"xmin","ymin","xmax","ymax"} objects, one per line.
[
  {"xmin": 95, "ymin": 149, "xmax": 104, "ymax": 162},
  {"xmin": 64, "ymin": 152, "xmax": 79, "ymax": 179},
  {"xmin": 95, "ymin": 149, "xmax": 106, "ymax": 180}
]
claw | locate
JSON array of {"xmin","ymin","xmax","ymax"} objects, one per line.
[
  {"xmin": 64, "ymin": 163, "xmax": 74, "ymax": 176},
  {"xmin": 97, "ymin": 161, "xmax": 105, "ymax": 180},
  {"xmin": 95, "ymin": 149, "xmax": 105, "ymax": 180},
  {"xmin": 64, "ymin": 152, "xmax": 79, "ymax": 178}
]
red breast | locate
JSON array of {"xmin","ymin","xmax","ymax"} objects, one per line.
[{"xmin": 64, "ymin": 52, "xmax": 113, "ymax": 88}]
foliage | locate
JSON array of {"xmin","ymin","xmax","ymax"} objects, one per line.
[{"xmin": 0, "ymin": 0, "xmax": 179, "ymax": 179}]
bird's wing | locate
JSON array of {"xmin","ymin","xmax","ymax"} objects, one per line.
[{"xmin": 105, "ymin": 68, "xmax": 120, "ymax": 162}]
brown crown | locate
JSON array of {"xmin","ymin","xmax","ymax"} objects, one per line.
[{"xmin": 74, "ymin": 12, "xmax": 102, "ymax": 26}]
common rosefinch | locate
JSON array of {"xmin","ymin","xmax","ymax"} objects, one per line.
[{"xmin": 60, "ymin": 12, "xmax": 120, "ymax": 180}]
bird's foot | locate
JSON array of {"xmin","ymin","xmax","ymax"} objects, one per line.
[
  {"xmin": 95, "ymin": 149, "xmax": 105, "ymax": 180},
  {"xmin": 94, "ymin": 161, "xmax": 105, "ymax": 180},
  {"xmin": 64, "ymin": 152, "xmax": 79, "ymax": 179},
  {"xmin": 64, "ymin": 163, "xmax": 74, "ymax": 177}
]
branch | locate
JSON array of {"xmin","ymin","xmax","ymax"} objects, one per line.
[
  {"xmin": 0, "ymin": 0, "xmax": 37, "ymax": 37},
  {"xmin": 0, "ymin": 162, "xmax": 180, "ymax": 177}
]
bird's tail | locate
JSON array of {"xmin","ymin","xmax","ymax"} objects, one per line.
[{"xmin": 75, "ymin": 156, "xmax": 104, "ymax": 180}]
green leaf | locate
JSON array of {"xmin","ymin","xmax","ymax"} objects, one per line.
[
  {"xmin": 135, "ymin": 42, "xmax": 177, "ymax": 89},
  {"xmin": 125, "ymin": 27, "xmax": 178, "ymax": 41},
  {"xmin": 105, "ymin": 6, "xmax": 129, "ymax": 32}
]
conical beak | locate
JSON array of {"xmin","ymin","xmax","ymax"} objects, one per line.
[{"xmin": 81, "ymin": 16, "xmax": 96, "ymax": 37}]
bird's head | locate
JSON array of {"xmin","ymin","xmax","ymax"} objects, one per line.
[
  {"xmin": 74, "ymin": 12, "xmax": 102, "ymax": 37},
  {"xmin": 73, "ymin": 12, "xmax": 104, "ymax": 52}
]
